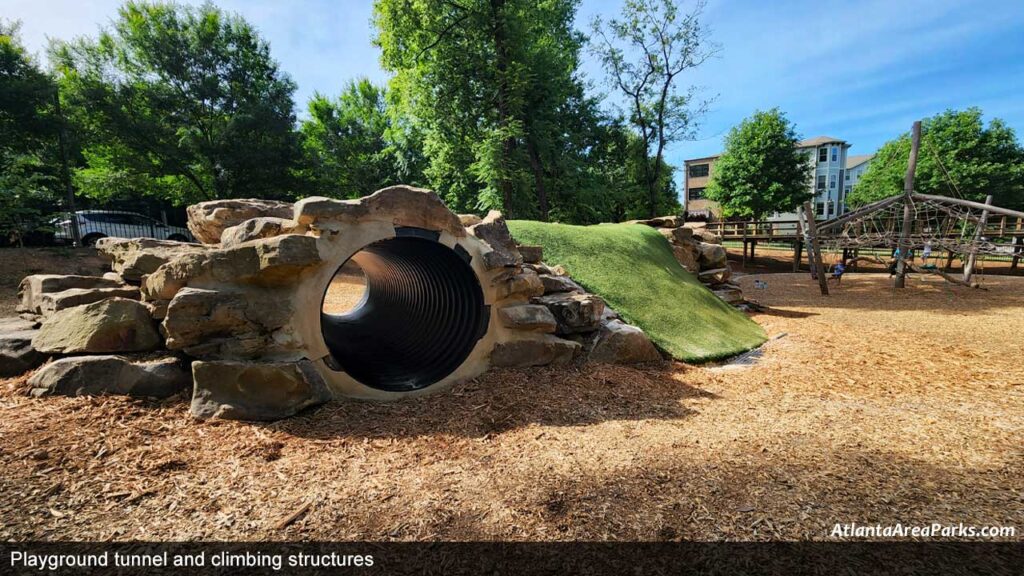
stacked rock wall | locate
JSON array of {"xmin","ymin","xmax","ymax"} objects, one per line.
[
  {"xmin": 1, "ymin": 186, "xmax": 663, "ymax": 421},
  {"xmin": 632, "ymin": 217, "xmax": 747, "ymax": 306}
]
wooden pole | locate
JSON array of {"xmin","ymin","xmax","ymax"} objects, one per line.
[
  {"xmin": 963, "ymin": 194, "xmax": 993, "ymax": 283},
  {"xmin": 803, "ymin": 201, "xmax": 829, "ymax": 296},
  {"xmin": 895, "ymin": 120, "xmax": 922, "ymax": 288},
  {"xmin": 792, "ymin": 240, "xmax": 802, "ymax": 272},
  {"xmin": 1011, "ymin": 236, "xmax": 1022, "ymax": 271}
]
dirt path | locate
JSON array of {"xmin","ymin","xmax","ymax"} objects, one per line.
[{"xmin": 1, "ymin": 273, "xmax": 1021, "ymax": 541}]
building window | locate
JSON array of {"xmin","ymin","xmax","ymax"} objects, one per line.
[
  {"xmin": 818, "ymin": 147, "xmax": 828, "ymax": 163},
  {"xmin": 845, "ymin": 172, "xmax": 850, "ymax": 181},
  {"xmin": 817, "ymin": 175, "xmax": 826, "ymax": 191},
  {"xmin": 688, "ymin": 187, "xmax": 705, "ymax": 200},
  {"xmin": 827, "ymin": 200, "xmax": 834, "ymax": 216},
  {"xmin": 830, "ymin": 174, "xmax": 836, "ymax": 188},
  {"xmin": 816, "ymin": 202, "xmax": 825, "ymax": 216},
  {"xmin": 844, "ymin": 185, "xmax": 851, "ymax": 196},
  {"xmin": 688, "ymin": 163, "xmax": 709, "ymax": 178},
  {"xmin": 831, "ymin": 146, "xmax": 838, "ymax": 162}
]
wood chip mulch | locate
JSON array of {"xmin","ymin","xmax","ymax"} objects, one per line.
[{"xmin": 1, "ymin": 272, "xmax": 1021, "ymax": 541}]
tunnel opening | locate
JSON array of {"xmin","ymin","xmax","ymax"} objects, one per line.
[{"xmin": 320, "ymin": 229, "xmax": 489, "ymax": 392}]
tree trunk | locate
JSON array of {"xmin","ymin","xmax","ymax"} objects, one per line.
[
  {"xmin": 491, "ymin": 0, "xmax": 515, "ymax": 217},
  {"xmin": 526, "ymin": 139, "xmax": 549, "ymax": 221}
]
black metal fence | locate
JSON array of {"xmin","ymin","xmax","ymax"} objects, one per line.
[{"xmin": 0, "ymin": 197, "xmax": 192, "ymax": 248}]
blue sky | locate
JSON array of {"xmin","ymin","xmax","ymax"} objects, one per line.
[{"xmin": 8, "ymin": 0, "xmax": 1024, "ymax": 188}]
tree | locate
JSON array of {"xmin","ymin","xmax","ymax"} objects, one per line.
[
  {"xmin": 299, "ymin": 79, "xmax": 423, "ymax": 199},
  {"xmin": 374, "ymin": 0, "xmax": 597, "ymax": 219},
  {"xmin": 705, "ymin": 108, "xmax": 811, "ymax": 220},
  {"xmin": 849, "ymin": 108, "xmax": 1024, "ymax": 210},
  {"xmin": 51, "ymin": 1, "xmax": 302, "ymax": 205},
  {"xmin": 591, "ymin": 0, "xmax": 717, "ymax": 218},
  {"xmin": 0, "ymin": 20, "xmax": 62, "ymax": 245}
]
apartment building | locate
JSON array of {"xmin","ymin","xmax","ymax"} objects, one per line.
[
  {"xmin": 844, "ymin": 153, "xmax": 875, "ymax": 205},
  {"xmin": 683, "ymin": 136, "xmax": 866, "ymax": 220}
]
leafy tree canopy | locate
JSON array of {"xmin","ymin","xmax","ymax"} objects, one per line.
[
  {"xmin": 591, "ymin": 0, "xmax": 715, "ymax": 218},
  {"xmin": 0, "ymin": 20, "xmax": 62, "ymax": 244},
  {"xmin": 51, "ymin": 1, "xmax": 301, "ymax": 205},
  {"xmin": 849, "ymin": 108, "xmax": 1024, "ymax": 211},
  {"xmin": 299, "ymin": 79, "xmax": 424, "ymax": 199},
  {"xmin": 374, "ymin": 0, "xmax": 621, "ymax": 220},
  {"xmin": 705, "ymin": 108, "xmax": 810, "ymax": 220}
]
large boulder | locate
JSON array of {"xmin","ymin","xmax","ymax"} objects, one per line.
[
  {"xmin": 498, "ymin": 304, "xmax": 557, "ymax": 333},
  {"xmin": 37, "ymin": 286, "xmax": 141, "ymax": 316},
  {"xmin": 17, "ymin": 274, "xmax": 124, "ymax": 314},
  {"xmin": 532, "ymin": 293, "xmax": 605, "ymax": 335},
  {"xmin": 589, "ymin": 320, "xmax": 662, "ymax": 364},
  {"xmin": 143, "ymin": 234, "xmax": 322, "ymax": 302},
  {"xmin": 95, "ymin": 238, "xmax": 208, "ymax": 282},
  {"xmin": 294, "ymin": 186, "xmax": 465, "ymax": 238},
  {"xmin": 190, "ymin": 360, "xmax": 331, "ymax": 421},
  {"xmin": 671, "ymin": 244, "xmax": 699, "ymax": 273},
  {"xmin": 27, "ymin": 355, "xmax": 190, "ymax": 398},
  {"xmin": 0, "ymin": 328, "xmax": 46, "ymax": 377},
  {"xmin": 697, "ymin": 242, "xmax": 728, "ymax": 271},
  {"xmin": 684, "ymin": 223, "xmax": 722, "ymax": 244},
  {"xmin": 162, "ymin": 287, "xmax": 294, "ymax": 359},
  {"xmin": 490, "ymin": 335, "xmax": 580, "ymax": 368},
  {"xmin": 219, "ymin": 216, "xmax": 303, "ymax": 247},
  {"xmin": 187, "ymin": 198, "xmax": 294, "ymax": 244},
  {"xmin": 32, "ymin": 298, "xmax": 161, "ymax": 354},
  {"xmin": 467, "ymin": 211, "xmax": 522, "ymax": 270}
]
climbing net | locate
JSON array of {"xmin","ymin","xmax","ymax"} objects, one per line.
[{"xmin": 817, "ymin": 194, "xmax": 1023, "ymax": 259}]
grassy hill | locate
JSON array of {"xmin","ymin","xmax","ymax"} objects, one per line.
[{"xmin": 507, "ymin": 221, "xmax": 766, "ymax": 362}]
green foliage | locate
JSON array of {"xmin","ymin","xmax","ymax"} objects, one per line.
[
  {"xmin": 0, "ymin": 20, "xmax": 62, "ymax": 245},
  {"xmin": 706, "ymin": 108, "xmax": 811, "ymax": 219},
  {"xmin": 591, "ymin": 0, "xmax": 716, "ymax": 218},
  {"xmin": 850, "ymin": 108, "xmax": 1024, "ymax": 210},
  {"xmin": 299, "ymin": 79, "xmax": 423, "ymax": 199},
  {"xmin": 507, "ymin": 220, "xmax": 766, "ymax": 361},
  {"xmin": 374, "ymin": 0, "xmax": 656, "ymax": 221},
  {"xmin": 51, "ymin": 1, "xmax": 302, "ymax": 205}
]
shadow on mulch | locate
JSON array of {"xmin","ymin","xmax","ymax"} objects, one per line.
[{"xmin": 265, "ymin": 363, "xmax": 716, "ymax": 441}]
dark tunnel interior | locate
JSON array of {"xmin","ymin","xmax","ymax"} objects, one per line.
[{"xmin": 320, "ymin": 231, "xmax": 490, "ymax": 392}]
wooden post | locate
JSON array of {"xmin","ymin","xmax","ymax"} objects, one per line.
[
  {"xmin": 803, "ymin": 201, "xmax": 829, "ymax": 295},
  {"xmin": 792, "ymin": 240, "xmax": 802, "ymax": 272},
  {"xmin": 895, "ymin": 120, "xmax": 922, "ymax": 288},
  {"xmin": 963, "ymin": 194, "xmax": 993, "ymax": 283},
  {"xmin": 944, "ymin": 250, "xmax": 955, "ymax": 271},
  {"xmin": 1011, "ymin": 236, "xmax": 1022, "ymax": 271},
  {"xmin": 742, "ymin": 224, "xmax": 748, "ymax": 268}
]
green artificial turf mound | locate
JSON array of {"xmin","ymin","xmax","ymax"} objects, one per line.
[{"xmin": 507, "ymin": 221, "xmax": 767, "ymax": 362}]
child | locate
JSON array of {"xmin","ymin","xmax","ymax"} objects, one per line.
[{"xmin": 829, "ymin": 258, "xmax": 846, "ymax": 284}]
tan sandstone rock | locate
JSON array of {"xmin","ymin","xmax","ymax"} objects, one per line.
[
  {"xmin": 589, "ymin": 320, "xmax": 662, "ymax": 364},
  {"xmin": 187, "ymin": 198, "xmax": 294, "ymax": 244},
  {"xmin": 697, "ymin": 242, "xmax": 728, "ymax": 270},
  {"xmin": 294, "ymin": 186, "xmax": 465, "ymax": 238},
  {"xmin": 498, "ymin": 304, "xmax": 557, "ymax": 333},
  {"xmin": 190, "ymin": 360, "xmax": 331, "ymax": 421},
  {"xmin": 28, "ymin": 355, "xmax": 190, "ymax": 398},
  {"xmin": 490, "ymin": 335, "xmax": 581, "ymax": 367},
  {"xmin": 220, "ymin": 216, "xmax": 303, "ymax": 247},
  {"xmin": 37, "ymin": 286, "xmax": 141, "ymax": 316},
  {"xmin": 96, "ymin": 238, "xmax": 208, "ymax": 282},
  {"xmin": 32, "ymin": 298, "xmax": 161, "ymax": 354},
  {"xmin": 532, "ymin": 293, "xmax": 605, "ymax": 335},
  {"xmin": 467, "ymin": 211, "xmax": 522, "ymax": 270},
  {"xmin": 17, "ymin": 274, "xmax": 124, "ymax": 314},
  {"xmin": 162, "ymin": 287, "xmax": 294, "ymax": 359}
]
